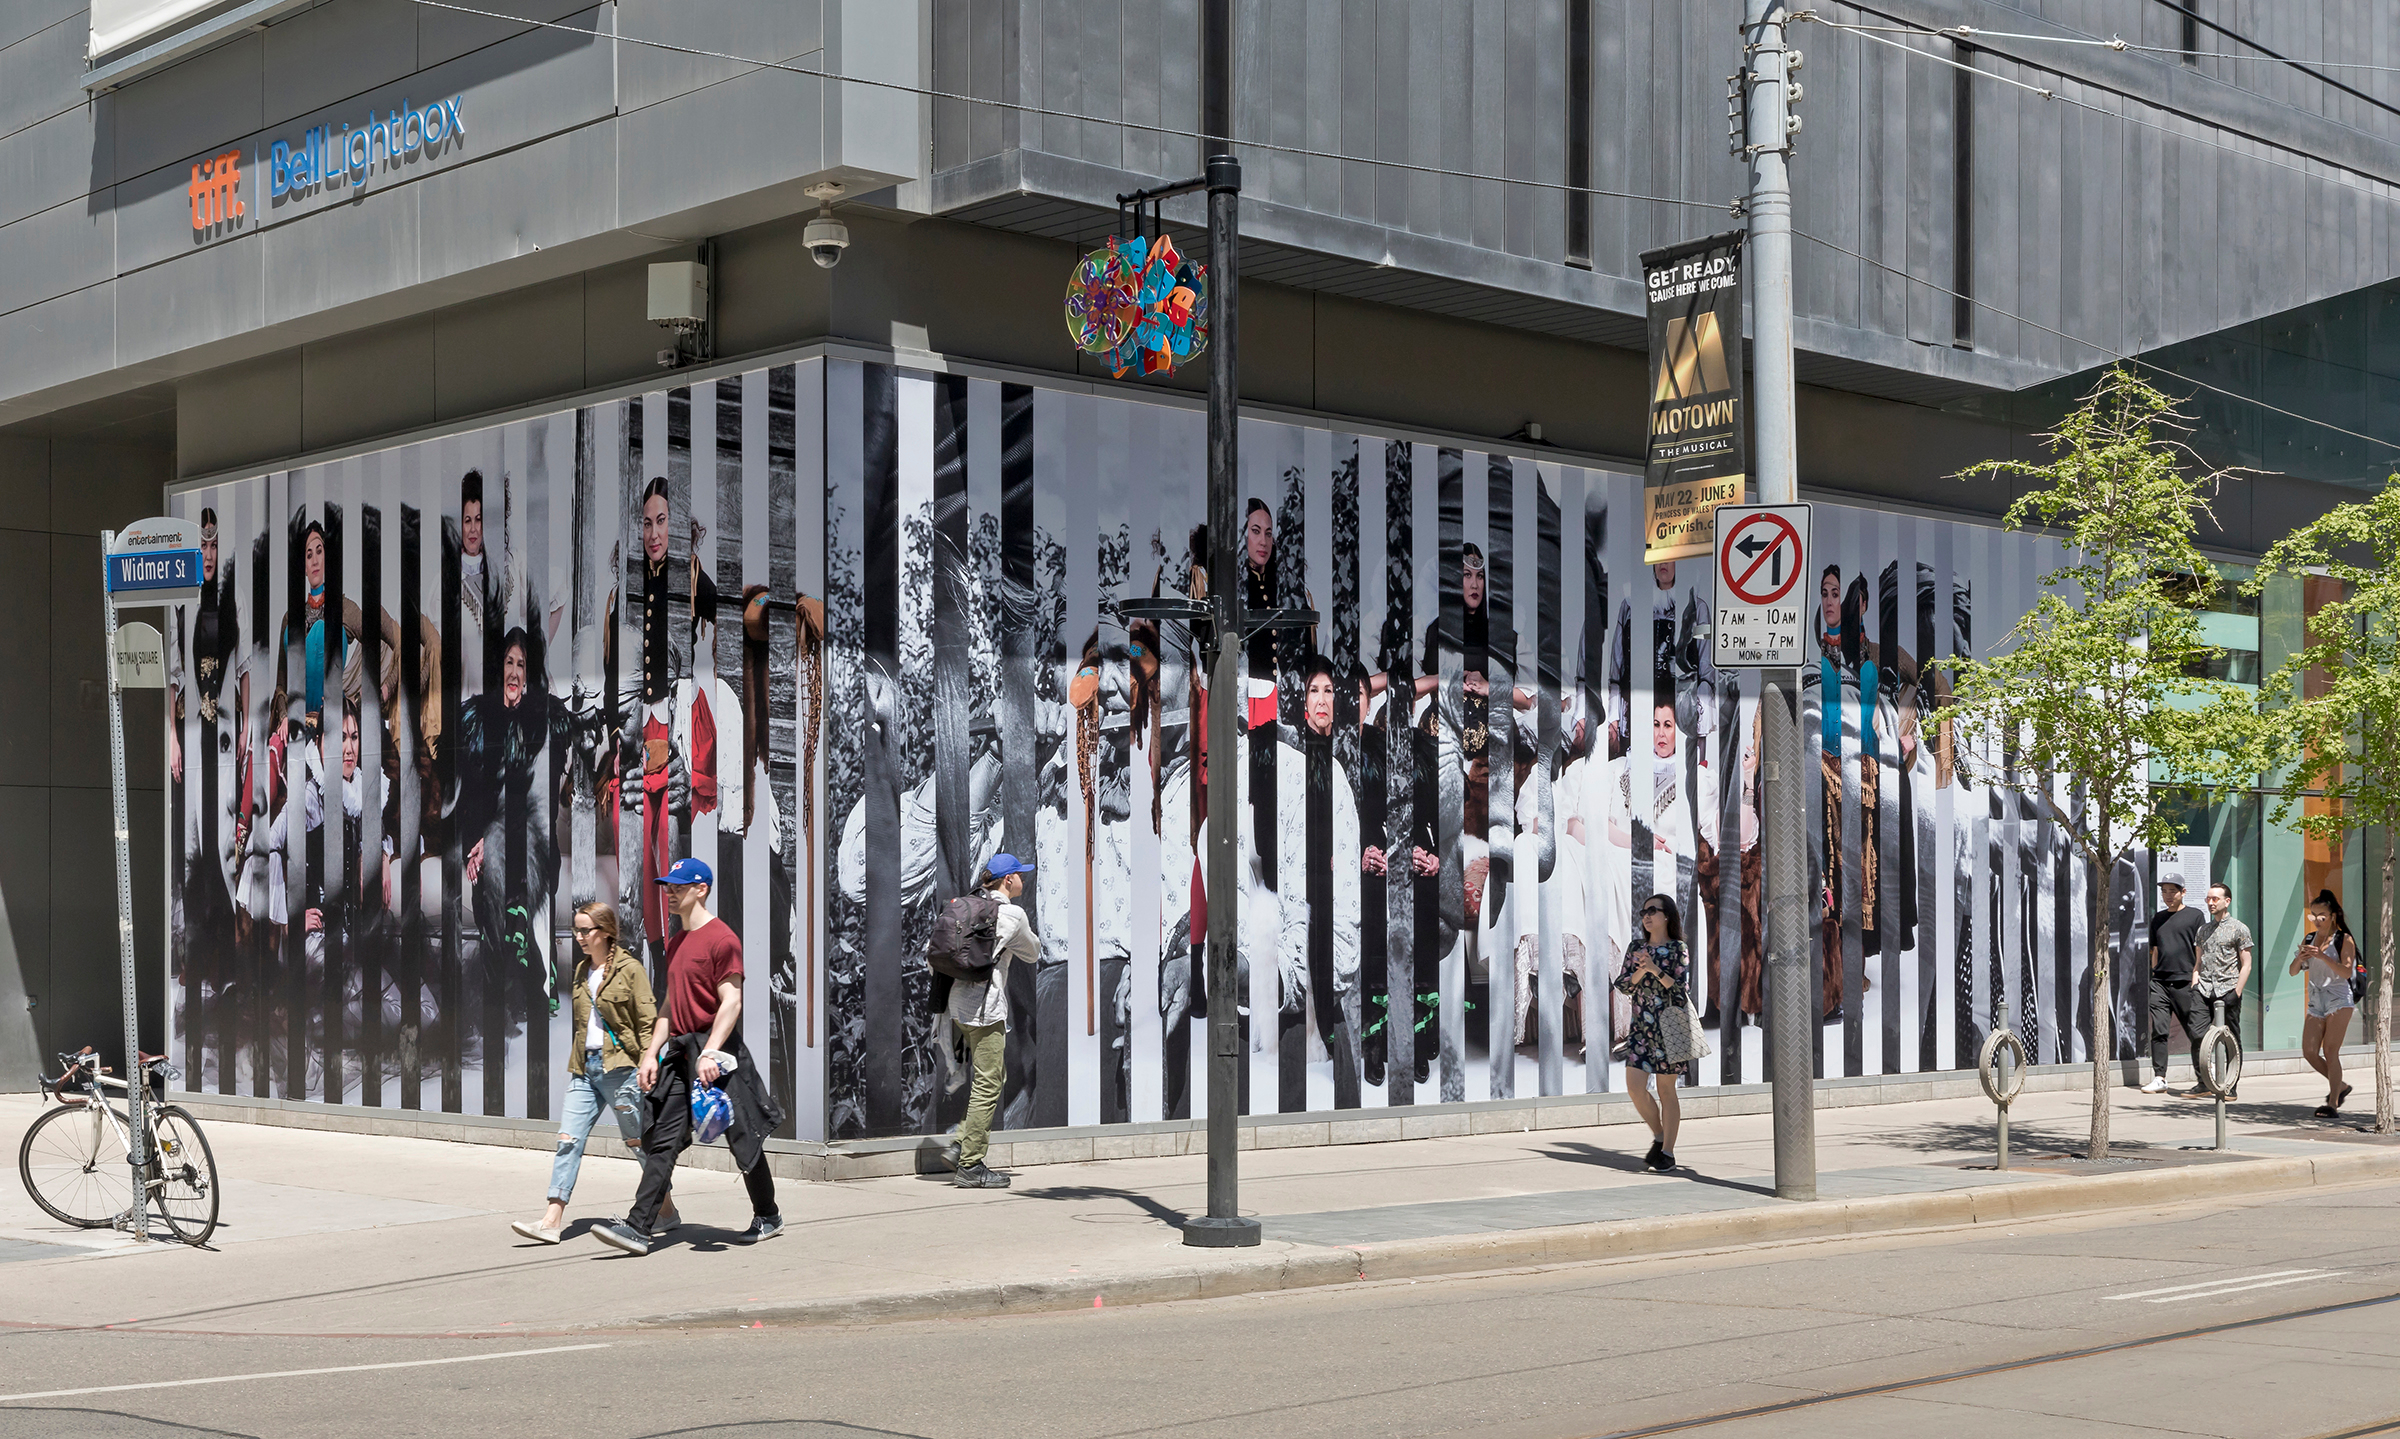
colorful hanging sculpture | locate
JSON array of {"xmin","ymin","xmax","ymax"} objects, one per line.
[{"xmin": 1066, "ymin": 232, "xmax": 1208, "ymax": 379}]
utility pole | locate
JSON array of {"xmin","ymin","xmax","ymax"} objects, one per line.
[{"xmin": 1741, "ymin": 0, "xmax": 1817, "ymax": 1202}]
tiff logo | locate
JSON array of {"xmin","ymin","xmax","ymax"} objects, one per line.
[{"xmin": 188, "ymin": 151, "xmax": 244, "ymax": 231}]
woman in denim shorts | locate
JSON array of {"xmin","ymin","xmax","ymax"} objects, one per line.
[
  {"xmin": 2289, "ymin": 890, "xmax": 2359, "ymax": 1120},
  {"xmin": 512, "ymin": 902, "xmax": 675, "ymax": 1243}
]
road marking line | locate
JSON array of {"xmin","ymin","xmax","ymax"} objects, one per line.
[
  {"xmin": 0, "ymin": 1343, "xmax": 609, "ymax": 1403},
  {"xmin": 2142, "ymin": 1273, "xmax": 2346, "ymax": 1304},
  {"xmin": 2106, "ymin": 1270, "xmax": 2326, "ymax": 1301}
]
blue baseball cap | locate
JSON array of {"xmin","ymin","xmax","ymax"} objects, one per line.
[
  {"xmin": 984, "ymin": 853, "xmax": 1035, "ymax": 879},
  {"xmin": 655, "ymin": 857, "xmax": 714, "ymax": 887}
]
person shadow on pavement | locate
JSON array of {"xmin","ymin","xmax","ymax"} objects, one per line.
[
  {"xmin": 1542, "ymin": 1141, "xmax": 1775, "ymax": 1197},
  {"xmin": 997, "ymin": 1183, "xmax": 1193, "ymax": 1228}
]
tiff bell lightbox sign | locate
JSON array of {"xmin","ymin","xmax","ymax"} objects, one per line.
[
  {"xmin": 104, "ymin": 517, "xmax": 202, "ymax": 606},
  {"xmin": 181, "ymin": 93, "xmax": 467, "ymax": 240}
]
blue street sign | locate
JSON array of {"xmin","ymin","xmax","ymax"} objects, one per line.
[{"xmin": 104, "ymin": 547, "xmax": 203, "ymax": 599}]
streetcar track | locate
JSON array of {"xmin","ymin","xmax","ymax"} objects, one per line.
[{"xmin": 1575, "ymin": 1285, "xmax": 2400, "ymax": 1437}]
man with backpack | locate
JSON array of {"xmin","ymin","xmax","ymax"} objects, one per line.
[{"xmin": 932, "ymin": 854, "xmax": 1041, "ymax": 1189}]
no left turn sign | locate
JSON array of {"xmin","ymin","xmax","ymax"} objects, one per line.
[{"xmin": 1713, "ymin": 503, "xmax": 1811, "ymax": 667}]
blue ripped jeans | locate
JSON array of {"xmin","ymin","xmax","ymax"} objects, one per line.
[{"xmin": 549, "ymin": 1053, "xmax": 645, "ymax": 1204}]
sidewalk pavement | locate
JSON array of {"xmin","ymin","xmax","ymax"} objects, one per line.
[{"xmin": 2, "ymin": 1070, "xmax": 2394, "ymax": 1337}]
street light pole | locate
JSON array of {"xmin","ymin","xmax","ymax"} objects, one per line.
[
  {"xmin": 1742, "ymin": 0, "xmax": 1817, "ymax": 1202},
  {"xmin": 1185, "ymin": 151, "xmax": 1262, "ymax": 1248},
  {"xmin": 1111, "ymin": 155, "xmax": 1298, "ymax": 1247}
]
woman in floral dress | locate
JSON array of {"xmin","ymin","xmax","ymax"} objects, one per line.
[{"xmin": 1614, "ymin": 894, "xmax": 1690, "ymax": 1171}]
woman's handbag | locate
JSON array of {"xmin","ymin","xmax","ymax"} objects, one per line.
[{"xmin": 1659, "ymin": 997, "xmax": 1712, "ymax": 1066}]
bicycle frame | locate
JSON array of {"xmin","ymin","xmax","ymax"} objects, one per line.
[{"xmin": 45, "ymin": 1061, "xmax": 155, "ymax": 1218}]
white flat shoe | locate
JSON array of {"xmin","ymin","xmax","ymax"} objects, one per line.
[{"xmin": 511, "ymin": 1219, "xmax": 565, "ymax": 1245}]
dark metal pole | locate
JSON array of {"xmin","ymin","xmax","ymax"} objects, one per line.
[{"xmin": 1185, "ymin": 151, "xmax": 1260, "ymax": 1248}]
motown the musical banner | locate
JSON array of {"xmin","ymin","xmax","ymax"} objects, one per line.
[{"xmin": 1641, "ymin": 232, "xmax": 1747, "ymax": 563}]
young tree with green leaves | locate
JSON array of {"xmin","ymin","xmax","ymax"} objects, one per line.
[
  {"xmin": 2247, "ymin": 473, "xmax": 2400, "ymax": 1135},
  {"xmin": 1944, "ymin": 367, "xmax": 2254, "ymax": 1160}
]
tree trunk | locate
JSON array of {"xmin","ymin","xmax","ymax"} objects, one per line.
[
  {"xmin": 2088, "ymin": 849, "xmax": 2112, "ymax": 1160},
  {"xmin": 2380, "ymin": 841, "xmax": 2394, "ymax": 1135}
]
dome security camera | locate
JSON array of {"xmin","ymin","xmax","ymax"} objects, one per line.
[
  {"xmin": 804, "ymin": 212, "xmax": 849, "ymax": 269},
  {"xmin": 803, "ymin": 182, "xmax": 848, "ymax": 270}
]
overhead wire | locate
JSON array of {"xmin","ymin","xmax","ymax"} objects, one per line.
[
  {"xmin": 404, "ymin": 0, "xmax": 1731, "ymax": 213},
  {"xmin": 400, "ymin": 0, "xmax": 2397, "ymax": 459},
  {"xmin": 1800, "ymin": 10, "xmax": 2400, "ymax": 195},
  {"xmin": 1824, "ymin": 15, "xmax": 2400, "ymax": 74},
  {"xmin": 1787, "ymin": 229, "xmax": 2400, "ymax": 458},
  {"xmin": 1789, "ymin": 10, "xmax": 2400, "ymax": 457}
]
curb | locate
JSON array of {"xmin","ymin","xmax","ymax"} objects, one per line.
[{"xmin": 630, "ymin": 1144, "xmax": 2400, "ymax": 1330}]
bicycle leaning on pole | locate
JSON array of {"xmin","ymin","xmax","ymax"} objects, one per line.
[{"xmin": 18, "ymin": 1045, "xmax": 219, "ymax": 1246}]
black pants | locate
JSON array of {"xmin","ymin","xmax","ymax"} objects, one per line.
[
  {"xmin": 2148, "ymin": 977, "xmax": 2212, "ymax": 1080},
  {"xmin": 627, "ymin": 1045, "xmax": 778, "ymax": 1233}
]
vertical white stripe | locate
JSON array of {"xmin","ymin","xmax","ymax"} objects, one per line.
[
  {"xmin": 1049, "ymin": 391, "xmax": 1098, "ymax": 1127},
  {"xmin": 1126, "ymin": 401, "xmax": 1163, "ymax": 1125}
]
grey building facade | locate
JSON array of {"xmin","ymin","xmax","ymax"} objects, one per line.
[{"xmin": 2, "ymin": 0, "xmax": 2394, "ymax": 1102}]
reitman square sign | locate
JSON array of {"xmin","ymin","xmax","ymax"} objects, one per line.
[{"xmin": 1712, "ymin": 502, "xmax": 1811, "ymax": 667}]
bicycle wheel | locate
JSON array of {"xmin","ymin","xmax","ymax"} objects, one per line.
[
  {"xmin": 148, "ymin": 1106, "xmax": 219, "ymax": 1247},
  {"xmin": 19, "ymin": 1101, "xmax": 133, "ymax": 1229}
]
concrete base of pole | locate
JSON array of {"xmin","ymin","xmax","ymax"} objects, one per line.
[
  {"xmin": 1182, "ymin": 1215, "xmax": 1263, "ymax": 1247},
  {"xmin": 1763, "ymin": 672, "xmax": 1818, "ymax": 1202}
]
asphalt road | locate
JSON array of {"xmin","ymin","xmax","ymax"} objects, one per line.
[{"xmin": 2, "ymin": 1177, "xmax": 2394, "ymax": 1439}]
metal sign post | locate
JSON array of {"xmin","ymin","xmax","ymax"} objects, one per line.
[{"xmin": 99, "ymin": 517, "xmax": 200, "ymax": 1241}]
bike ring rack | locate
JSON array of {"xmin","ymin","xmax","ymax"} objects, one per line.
[
  {"xmin": 2196, "ymin": 998, "xmax": 2244, "ymax": 1152},
  {"xmin": 1978, "ymin": 1028, "xmax": 2028, "ymax": 1169}
]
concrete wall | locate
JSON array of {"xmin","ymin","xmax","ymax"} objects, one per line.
[
  {"xmin": 12, "ymin": 0, "xmax": 2400, "ymax": 428},
  {"xmin": 0, "ymin": 0, "xmax": 919, "ymax": 428},
  {"xmin": 171, "ymin": 201, "xmax": 2361, "ymax": 557},
  {"xmin": 0, "ymin": 423, "xmax": 170, "ymax": 1084},
  {"xmin": 929, "ymin": 0, "xmax": 2400, "ymax": 398}
]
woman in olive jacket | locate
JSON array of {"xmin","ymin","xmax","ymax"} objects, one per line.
[{"xmin": 512, "ymin": 902, "xmax": 678, "ymax": 1243}]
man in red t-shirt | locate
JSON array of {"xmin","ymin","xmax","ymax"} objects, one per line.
[{"xmin": 594, "ymin": 858, "xmax": 782, "ymax": 1255}]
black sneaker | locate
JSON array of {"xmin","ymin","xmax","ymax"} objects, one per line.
[
  {"xmin": 940, "ymin": 1140, "xmax": 962, "ymax": 1172},
  {"xmin": 737, "ymin": 1214, "xmax": 784, "ymax": 1245},
  {"xmin": 1655, "ymin": 1150, "xmax": 1677, "ymax": 1171},
  {"xmin": 592, "ymin": 1220, "xmax": 651, "ymax": 1257},
  {"xmin": 954, "ymin": 1162, "xmax": 1012, "ymax": 1189},
  {"xmin": 1644, "ymin": 1137, "xmax": 1665, "ymax": 1170}
]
